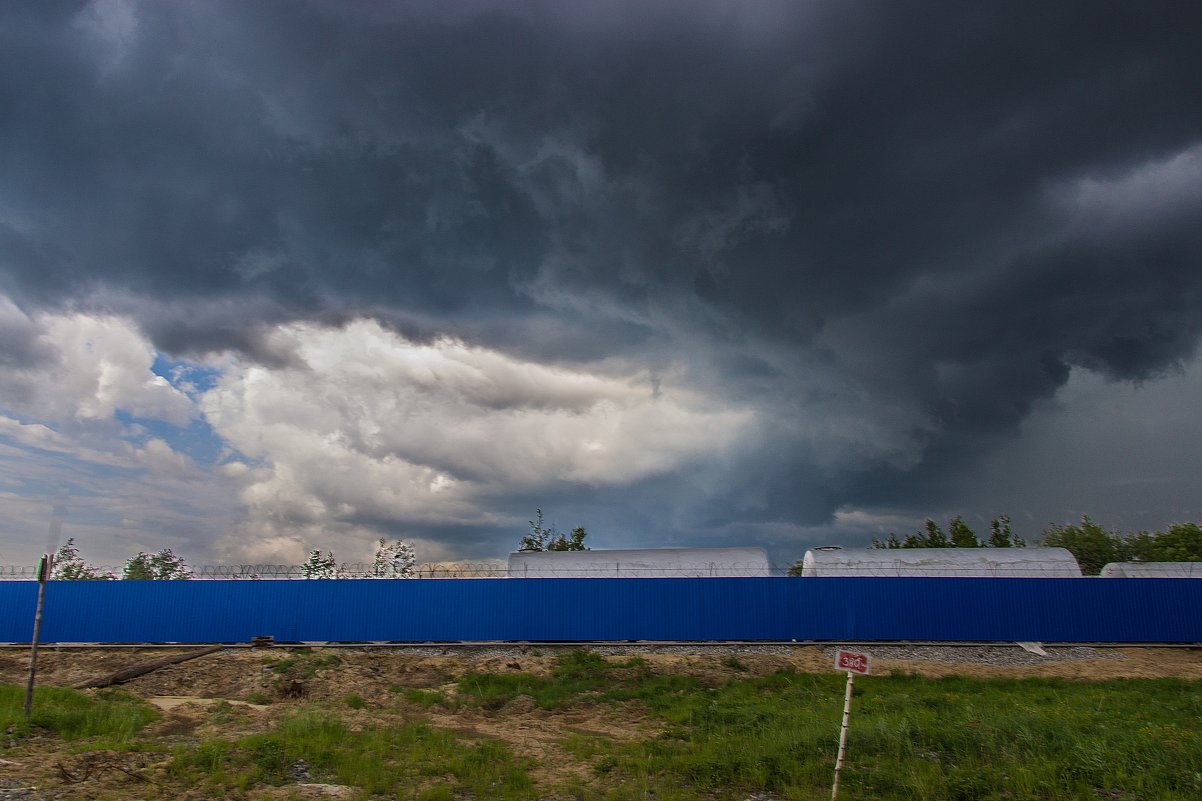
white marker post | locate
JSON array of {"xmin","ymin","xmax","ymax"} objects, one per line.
[{"xmin": 831, "ymin": 649, "xmax": 871, "ymax": 801}]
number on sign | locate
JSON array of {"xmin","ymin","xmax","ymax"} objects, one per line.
[{"xmin": 835, "ymin": 650, "xmax": 871, "ymax": 675}]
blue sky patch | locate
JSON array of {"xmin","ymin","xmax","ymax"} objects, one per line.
[{"xmin": 151, "ymin": 355, "xmax": 223, "ymax": 396}]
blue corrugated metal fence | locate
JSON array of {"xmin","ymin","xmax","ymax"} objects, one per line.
[{"xmin": 0, "ymin": 577, "xmax": 1199, "ymax": 643}]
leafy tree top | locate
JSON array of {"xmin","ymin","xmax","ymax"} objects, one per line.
[
  {"xmin": 301, "ymin": 549, "xmax": 338, "ymax": 579},
  {"xmin": 865, "ymin": 513, "xmax": 1200, "ymax": 575},
  {"xmin": 123, "ymin": 548, "xmax": 193, "ymax": 580},
  {"xmin": 1041, "ymin": 517, "xmax": 1202, "ymax": 575},
  {"xmin": 371, "ymin": 538, "xmax": 416, "ymax": 578},
  {"xmin": 1126, "ymin": 523, "xmax": 1202, "ymax": 563},
  {"xmin": 872, "ymin": 515, "xmax": 1024, "ymax": 550},
  {"xmin": 51, "ymin": 538, "xmax": 114, "ymax": 580},
  {"xmin": 518, "ymin": 509, "xmax": 589, "ymax": 552},
  {"xmin": 1040, "ymin": 517, "xmax": 1128, "ymax": 575}
]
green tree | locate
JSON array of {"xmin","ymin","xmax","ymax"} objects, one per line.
[
  {"xmin": 548, "ymin": 526, "xmax": 588, "ymax": 552},
  {"xmin": 1126, "ymin": 523, "xmax": 1202, "ymax": 562},
  {"xmin": 948, "ymin": 516, "xmax": 980, "ymax": 548},
  {"xmin": 988, "ymin": 514, "xmax": 1025, "ymax": 547},
  {"xmin": 873, "ymin": 518, "xmax": 950, "ymax": 548},
  {"xmin": 371, "ymin": 538, "xmax": 416, "ymax": 578},
  {"xmin": 1040, "ymin": 516, "xmax": 1129, "ymax": 575},
  {"xmin": 518, "ymin": 509, "xmax": 554, "ymax": 551},
  {"xmin": 302, "ymin": 549, "xmax": 338, "ymax": 579},
  {"xmin": 122, "ymin": 548, "xmax": 193, "ymax": 580},
  {"xmin": 874, "ymin": 515, "xmax": 1022, "ymax": 549},
  {"xmin": 50, "ymin": 538, "xmax": 114, "ymax": 580},
  {"xmin": 920, "ymin": 519, "xmax": 950, "ymax": 547},
  {"xmin": 518, "ymin": 509, "xmax": 589, "ymax": 551}
]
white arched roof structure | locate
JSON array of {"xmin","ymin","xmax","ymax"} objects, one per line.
[
  {"xmin": 1100, "ymin": 562, "xmax": 1202, "ymax": 578},
  {"xmin": 800, "ymin": 547, "xmax": 1082, "ymax": 577},
  {"xmin": 507, "ymin": 547, "xmax": 771, "ymax": 578}
]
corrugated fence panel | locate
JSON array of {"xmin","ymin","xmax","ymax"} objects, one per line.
[{"xmin": 0, "ymin": 578, "xmax": 1200, "ymax": 643}]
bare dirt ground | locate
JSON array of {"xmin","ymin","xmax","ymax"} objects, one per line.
[
  {"xmin": 2, "ymin": 645, "xmax": 1200, "ymax": 800},
  {"xmin": 6, "ymin": 643, "xmax": 1202, "ymax": 696}
]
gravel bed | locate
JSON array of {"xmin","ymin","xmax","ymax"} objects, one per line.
[
  {"xmin": 588, "ymin": 643, "xmax": 801, "ymax": 658},
  {"xmin": 816, "ymin": 644, "xmax": 1121, "ymax": 666},
  {"xmin": 317, "ymin": 642, "xmax": 1123, "ymax": 666},
  {"xmin": 302, "ymin": 643, "xmax": 801, "ymax": 659}
]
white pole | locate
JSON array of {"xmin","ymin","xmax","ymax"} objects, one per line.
[{"xmin": 831, "ymin": 671, "xmax": 855, "ymax": 801}]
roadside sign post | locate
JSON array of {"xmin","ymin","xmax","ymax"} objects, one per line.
[
  {"xmin": 24, "ymin": 553, "xmax": 53, "ymax": 719},
  {"xmin": 831, "ymin": 649, "xmax": 871, "ymax": 801}
]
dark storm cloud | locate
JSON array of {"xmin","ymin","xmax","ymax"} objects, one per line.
[
  {"xmin": 0, "ymin": 312, "xmax": 48, "ymax": 370},
  {"xmin": 3, "ymin": 0, "xmax": 1201, "ymax": 538}
]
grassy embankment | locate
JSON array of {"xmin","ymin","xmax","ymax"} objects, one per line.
[
  {"xmin": 3, "ymin": 650, "xmax": 1201, "ymax": 800},
  {"xmin": 0, "ymin": 683, "xmax": 158, "ymax": 744}
]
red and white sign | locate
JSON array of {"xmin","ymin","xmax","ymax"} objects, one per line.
[{"xmin": 835, "ymin": 650, "xmax": 872, "ymax": 675}]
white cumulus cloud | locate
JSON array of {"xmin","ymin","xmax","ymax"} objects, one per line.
[
  {"xmin": 0, "ymin": 307, "xmax": 195, "ymax": 426},
  {"xmin": 202, "ymin": 318, "xmax": 754, "ymax": 560}
]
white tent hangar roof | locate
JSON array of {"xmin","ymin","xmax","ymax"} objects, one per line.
[
  {"xmin": 1100, "ymin": 562, "xmax": 1202, "ymax": 578},
  {"xmin": 800, "ymin": 547, "xmax": 1082, "ymax": 577},
  {"xmin": 507, "ymin": 547, "xmax": 771, "ymax": 578}
]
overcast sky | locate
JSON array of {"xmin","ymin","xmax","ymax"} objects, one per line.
[{"xmin": 2, "ymin": 1, "xmax": 1200, "ymax": 568}]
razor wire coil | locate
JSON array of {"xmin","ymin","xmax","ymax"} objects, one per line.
[{"xmin": 0, "ymin": 561, "xmax": 1154, "ymax": 579}]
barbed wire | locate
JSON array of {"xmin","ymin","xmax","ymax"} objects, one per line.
[
  {"xmin": 0, "ymin": 561, "xmax": 1154, "ymax": 580},
  {"xmin": 794, "ymin": 566, "xmax": 1082, "ymax": 577},
  {"xmin": 0, "ymin": 563, "xmax": 495, "ymax": 580},
  {"xmin": 1, "ymin": 562, "xmax": 776, "ymax": 579}
]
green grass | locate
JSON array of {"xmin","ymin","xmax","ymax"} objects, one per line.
[
  {"xmin": 455, "ymin": 648, "xmax": 672, "ymax": 710},
  {"xmin": 169, "ymin": 708, "xmax": 533, "ymax": 799},
  {"xmin": 446, "ymin": 652, "xmax": 1202, "ymax": 800},
  {"xmin": 403, "ymin": 688, "xmax": 449, "ymax": 708},
  {"xmin": 0, "ymin": 683, "xmax": 158, "ymax": 743},
  {"xmin": 7, "ymin": 655, "xmax": 1202, "ymax": 801},
  {"xmin": 575, "ymin": 671, "xmax": 1202, "ymax": 801}
]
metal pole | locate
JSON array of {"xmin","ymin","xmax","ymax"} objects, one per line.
[
  {"xmin": 831, "ymin": 671, "xmax": 855, "ymax": 801},
  {"xmin": 23, "ymin": 554, "xmax": 50, "ymax": 719}
]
